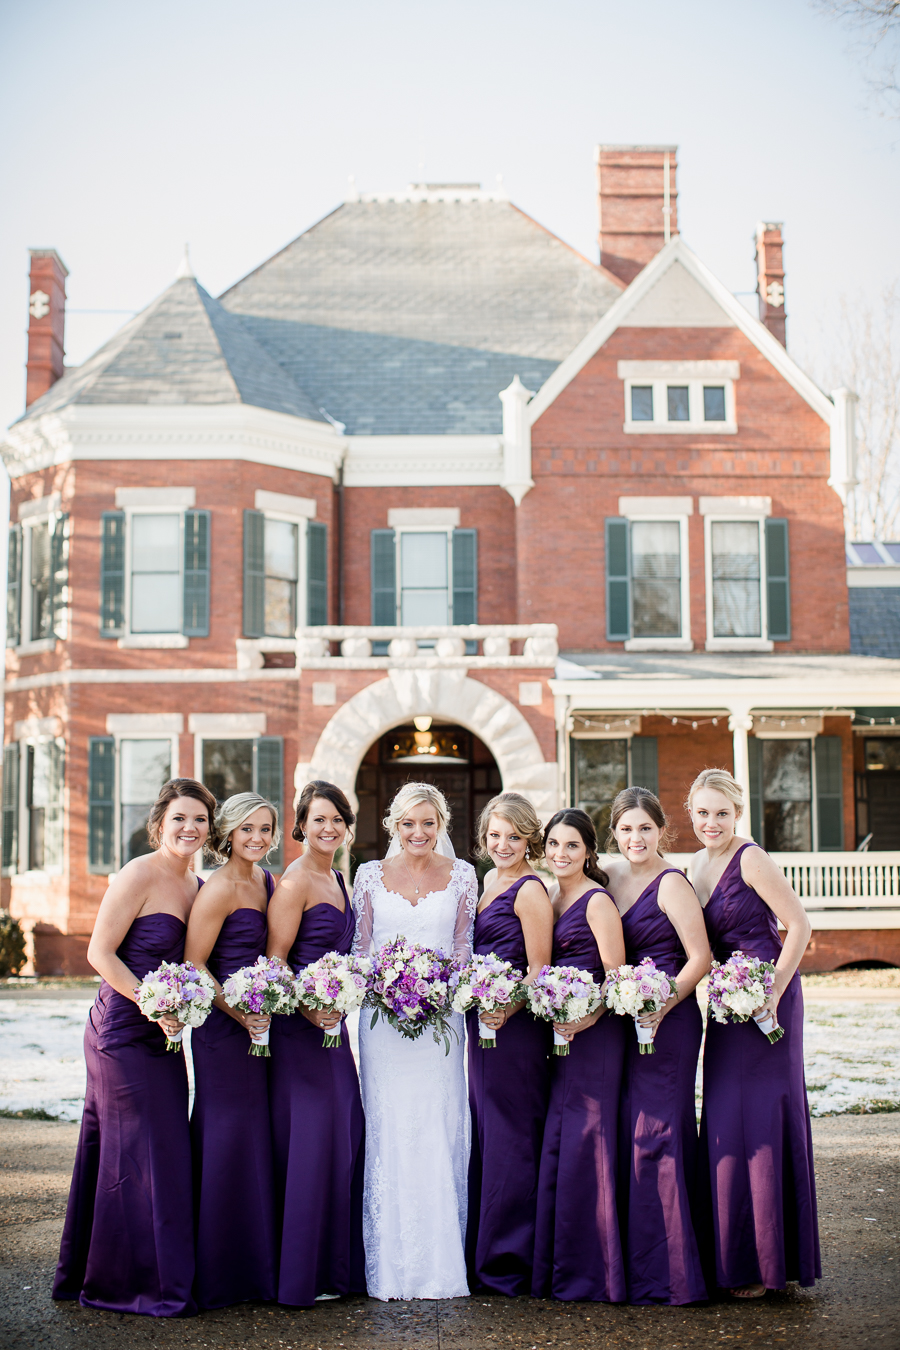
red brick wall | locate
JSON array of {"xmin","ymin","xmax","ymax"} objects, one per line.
[{"xmin": 644, "ymin": 717, "xmax": 735, "ymax": 849}]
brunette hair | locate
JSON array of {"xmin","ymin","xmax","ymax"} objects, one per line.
[
  {"xmin": 543, "ymin": 808, "xmax": 609, "ymax": 887},
  {"xmin": 476, "ymin": 792, "xmax": 544, "ymax": 861},
  {"xmin": 146, "ymin": 778, "xmax": 217, "ymax": 850},
  {"xmin": 211, "ymin": 792, "xmax": 280, "ymax": 864},
  {"xmin": 607, "ymin": 786, "xmax": 673, "ymax": 856},
  {"xmin": 292, "ymin": 779, "xmax": 356, "ymax": 842},
  {"xmin": 685, "ymin": 767, "xmax": 744, "ymax": 818},
  {"xmin": 383, "ymin": 781, "xmax": 451, "ymax": 839}
]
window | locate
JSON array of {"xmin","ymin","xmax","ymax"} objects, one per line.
[
  {"xmin": 703, "ymin": 386, "xmax": 726, "ymax": 421},
  {"xmin": 243, "ymin": 510, "xmax": 326, "ymax": 637},
  {"xmin": 570, "ymin": 736, "xmax": 658, "ymax": 840},
  {"xmin": 131, "ymin": 514, "xmax": 182, "ymax": 633},
  {"xmin": 605, "ymin": 513, "xmax": 691, "ymax": 648},
  {"xmin": 2, "ymin": 745, "xmax": 19, "ymax": 874},
  {"xmin": 6, "ymin": 511, "xmax": 69, "ymax": 649},
  {"xmin": 401, "ymin": 532, "xmax": 449, "ymax": 625},
  {"xmin": 199, "ymin": 736, "xmax": 284, "ymax": 869},
  {"xmin": 101, "ymin": 508, "xmax": 210, "ymax": 641},
  {"xmin": 667, "ymin": 386, "xmax": 690, "ymax": 422},
  {"xmin": 702, "ymin": 507, "xmax": 790, "ymax": 649},
  {"xmin": 631, "ymin": 386, "xmax": 653, "ymax": 421},
  {"xmin": 749, "ymin": 735, "xmax": 844, "ymax": 851},
  {"xmin": 88, "ymin": 735, "xmax": 175, "ymax": 873},
  {"xmin": 2, "ymin": 739, "xmax": 64, "ymax": 874},
  {"xmin": 370, "ymin": 528, "xmax": 477, "ymax": 629},
  {"xmin": 618, "ymin": 360, "xmax": 739, "ymax": 434},
  {"xmin": 710, "ymin": 520, "xmax": 762, "ymax": 638}
]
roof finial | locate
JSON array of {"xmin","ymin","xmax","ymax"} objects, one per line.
[{"xmin": 176, "ymin": 244, "xmax": 193, "ymax": 279}]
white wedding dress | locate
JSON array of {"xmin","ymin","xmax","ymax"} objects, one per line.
[{"xmin": 352, "ymin": 856, "xmax": 477, "ymax": 1300}]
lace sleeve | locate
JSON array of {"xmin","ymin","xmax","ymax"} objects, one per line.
[
  {"xmin": 452, "ymin": 862, "xmax": 478, "ymax": 960},
  {"xmin": 351, "ymin": 863, "xmax": 375, "ymax": 958}
]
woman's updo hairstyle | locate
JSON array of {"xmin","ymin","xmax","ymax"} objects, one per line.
[
  {"xmin": 292, "ymin": 780, "xmax": 356, "ymax": 843},
  {"xmin": 477, "ymin": 791, "xmax": 544, "ymax": 861},
  {"xmin": 383, "ymin": 781, "xmax": 450, "ymax": 840},
  {"xmin": 543, "ymin": 808, "xmax": 609, "ymax": 887},
  {"xmin": 685, "ymin": 767, "xmax": 744, "ymax": 818},
  {"xmin": 146, "ymin": 778, "xmax": 218, "ymax": 851},
  {"xmin": 211, "ymin": 792, "xmax": 280, "ymax": 864},
  {"xmin": 607, "ymin": 786, "xmax": 673, "ymax": 856}
]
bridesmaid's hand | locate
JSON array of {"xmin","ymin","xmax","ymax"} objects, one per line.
[
  {"xmin": 637, "ymin": 988, "xmax": 680, "ymax": 1036},
  {"xmin": 157, "ymin": 1013, "xmax": 185, "ymax": 1036},
  {"xmin": 236, "ymin": 1011, "xmax": 271, "ymax": 1038},
  {"xmin": 479, "ymin": 999, "xmax": 524, "ymax": 1030},
  {"xmin": 301, "ymin": 1006, "xmax": 342, "ymax": 1031},
  {"xmin": 554, "ymin": 1007, "xmax": 605, "ymax": 1041},
  {"xmin": 755, "ymin": 970, "xmax": 788, "ymax": 1027}
]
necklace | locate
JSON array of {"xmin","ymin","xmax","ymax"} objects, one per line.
[{"xmin": 401, "ymin": 848, "xmax": 435, "ymax": 896}]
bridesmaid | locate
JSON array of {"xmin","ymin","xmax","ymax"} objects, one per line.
[
  {"xmin": 185, "ymin": 792, "xmax": 280, "ymax": 1309},
  {"xmin": 466, "ymin": 791, "xmax": 553, "ymax": 1296},
  {"xmin": 53, "ymin": 777, "xmax": 216, "ymax": 1317},
  {"xmin": 266, "ymin": 779, "xmax": 366, "ymax": 1306},
  {"xmin": 688, "ymin": 767, "xmax": 820, "ymax": 1298},
  {"xmin": 604, "ymin": 787, "xmax": 709, "ymax": 1306},
  {"xmin": 532, "ymin": 808, "xmax": 628, "ymax": 1303}
]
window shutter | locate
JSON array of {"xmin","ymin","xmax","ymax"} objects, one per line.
[
  {"xmin": 2, "ymin": 744, "xmax": 19, "ymax": 872},
  {"xmin": 605, "ymin": 518, "xmax": 630, "ymax": 641},
  {"xmin": 451, "ymin": 529, "xmax": 478, "ymax": 626},
  {"xmin": 6, "ymin": 523, "xmax": 22, "ymax": 648},
  {"xmin": 44, "ymin": 741, "xmax": 65, "ymax": 869},
  {"xmin": 765, "ymin": 518, "xmax": 791, "ymax": 642},
  {"xmin": 254, "ymin": 736, "xmax": 284, "ymax": 870},
  {"xmin": 630, "ymin": 737, "xmax": 658, "ymax": 796},
  {"xmin": 100, "ymin": 511, "xmax": 126, "ymax": 637},
  {"xmin": 748, "ymin": 736, "xmax": 764, "ymax": 845},
  {"xmin": 243, "ymin": 509, "xmax": 265, "ymax": 638},
  {"xmin": 815, "ymin": 736, "xmax": 844, "ymax": 850},
  {"xmin": 183, "ymin": 509, "xmax": 211, "ymax": 637},
  {"xmin": 49, "ymin": 514, "xmax": 70, "ymax": 640},
  {"xmin": 371, "ymin": 528, "xmax": 396, "ymax": 625},
  {"xmin": 306, "ymin": 521, "xmax": 328, "ymax": 626},
  {"xmin": 88, "ymin": 737, "xmax": 116, "ymax": 873}
]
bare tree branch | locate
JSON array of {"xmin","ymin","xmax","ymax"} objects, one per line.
[{"xmin": 812, "ymin": 0, "xmax": 900, "ymax": 116}]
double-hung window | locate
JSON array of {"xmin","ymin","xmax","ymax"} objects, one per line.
[
  {"xmin": 570, "ymin": 728, "xmax": 659, "ymax": 840},
  {"xmin": 2, "ymin": 731, "xmax": 65, "ymax": 876},
  {"xmin": 619, "ymin": 361, "xmax": 738, "ymax": 433},
  {"xmin": 243, "ymin": 492, "xmax": 326, "ymax": 639},
  {"xmin": 748, "ymin": 730, "xmax": 844, "ymax": 851},
  {"xmin": 370, "ymin": 511, "xmax": 477, "ymax": 638},
  {"xmin": 701, "ymin": 499, "xmax": 790, "ymax": 650},
  {"xmin": 88, "ymin": 725, "xmax": 178, "ymax": 874},
  {"xmin": 605, "ymin": 498, "xmax": 692, "ymax": 650},
  {"xmin": 195, "ymin": 723, "xmax": 284, "ymax": 870},
  {"xmin": 6, "ymin": 495, "xmax": 69, "ymax": 652}
]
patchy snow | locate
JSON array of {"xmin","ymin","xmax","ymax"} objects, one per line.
[
  {"xmin": 0, "ymin": 999, "xmax": 94, "ymax": 1122},
  {"xmin": 803, "ymin": 1001, "xmax": 900, "ymax": 1116}
]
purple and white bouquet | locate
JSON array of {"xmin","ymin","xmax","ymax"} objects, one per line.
[
  {"xmin": 135, "ymin": 960, "xmax": 216, "ymax": 1051},
  {"xmin": 451, "ymin": 952, "xmax": 526, "ymax": 1048},
  {"xmin": 526, "ymin": 964, "xmax": 604, "ymax": 1056},
  {"xmin": 222, "ymin": 956, "xmax": 301, "ymax": 1056},
  {"xmin": 296, "ymin": 951, "xmax": 373, "ymax": 1049},
  {"xmin": 367, "ymin": 936, "xmax": 459, "ymax": 1053},
  {"xmin": 707, "ymin": 950, "xmax": 784, "ymax": 1043},
  {"xmin": 604, "ymin": 957, "xmax": 674, "ymax": 1054}
]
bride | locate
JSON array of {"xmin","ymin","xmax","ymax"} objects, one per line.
[{"xmin": 352, "ymin": 781, "xmax": 477, "ymax": 1300}]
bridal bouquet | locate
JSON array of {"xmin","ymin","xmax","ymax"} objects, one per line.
[
  {"xmin": 526, "ymin": 964, "xmax": 604, "ymax": 1056},
  {"xmin": 451, "ymin": 952, "xmax": 526, "ymax": 1048},
  {"xmin": 367, "ymin": 936, "xmax": 458, "ymax": 1053},
  {"xmin": 136, "ymin": 960, "xmax": 216, "ymax": 1051},
  {"xmin": 604, "ymin": 957, "xmax": 674, "ymax": 1055},
  {"xmin": 296, "ymin": 951, "xmax": 373, "ymax": 1049},
  {"xmin": 222, "ymin": 956, "xmax": 302, "ymax": 1056},
  {"xmin": 707, "ymin": 950, "xmax": 784, "ymax": 1043}
]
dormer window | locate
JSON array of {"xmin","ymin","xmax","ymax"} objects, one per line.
[{"xmin": 619, "ymin": 360, "xmax": 739, "ymax": 433}]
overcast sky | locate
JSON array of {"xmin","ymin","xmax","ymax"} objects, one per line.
[{"xmin": 1, "ymin": 0, "xmax": 897, "ymax": 438}]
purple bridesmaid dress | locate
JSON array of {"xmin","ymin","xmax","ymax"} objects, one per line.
[
  {"xmin": 190, "ymin": 870, "xmax": 276, "ymax": 1308},
  {"xmin": 268, "ymin": 872, "xmax": 365, "ymax": 1306},
  {"xmin": 53, "ymin": 911, "xmax": 198, "ymax": 1317},
  {"xmin": 699, "ymin": 842, "xmax": 820, "ymax": 1290},
  {"xmin": 618, "ymin": 870, "xmax": 706, "ymax": 1305},
  {"xmin": 466, "ymin": 875, "xmax": 552, "ymax": 1295},
  {"xmin": 532, "ymin": 888, "xmax": 627, "ymax": 1303}
]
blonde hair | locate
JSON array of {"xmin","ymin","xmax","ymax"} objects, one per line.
[
  {"xmin": 685, "ymin": 767, "xmax": 744, "ymax": 818},
  {"xmin": 383, "ymin": 782, "xmax": 450, "ymax": 839},
  {"xmin": 477, "ymin": 792, "xmax": 544, "ymax": 861},
  {"xmin": 212, "ymin": 792, "xmax": 280, "ymax": 863}
]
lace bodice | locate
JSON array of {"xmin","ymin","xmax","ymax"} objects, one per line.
[{"xmin": 351, "ymin": 858, "xmax": 477, "ymax": 961}]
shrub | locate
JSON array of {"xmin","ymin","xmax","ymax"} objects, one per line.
[{"xmin": 0, "ymin": 910, "xmax": 27, "ymax": 977}]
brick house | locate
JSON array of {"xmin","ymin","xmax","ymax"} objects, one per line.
[{"xmin": 3, "ymin": 147, "xmax": 899, "ymax": 974}]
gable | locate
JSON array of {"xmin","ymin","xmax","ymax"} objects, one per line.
[{"xmin": 622, "ymin": 259, "xmax": 735, "ymax": 328}]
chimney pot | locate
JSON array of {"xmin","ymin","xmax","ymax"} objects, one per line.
[
  {"xmin": 26, "ymin": 248, "xmax": 68, "ymax": 408},
  {"xmin": 596, "ymin": 144, "xmax": 678, "ymax": 285},
  {"xmin": 755, "ymin": 222, "xmax": 786, "ymax": 347}
]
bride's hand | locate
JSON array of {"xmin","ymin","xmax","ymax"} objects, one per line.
[{"xmin": 302, "ymin": 1006, "xmax": 342, "ymax": 1031}]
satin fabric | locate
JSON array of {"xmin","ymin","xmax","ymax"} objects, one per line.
[
  {"xmin": 466, "ymin": 874, "xmax": 552, "ymax": 1295},
  {"xmin": 532, "ymin": 888, "xmax": 627, "ymax": 1303},
  {"xmin": 618, "ymin": 870, "xmax": 706, "ymax": 1305},
  {"xmin": 190, "ymin": 871, "xmax": 276, "ymax": 1308},
  {"xmin": 699, "ymin": 842, "xmax": 821, "ymax": 1290},
  {"xmin": 268, "ymin": 872, "xmax": 366, "ymax": 1305},
  {"xmin": 53, "ymin": 911, "xmax": 198, "ymax": 1317}
]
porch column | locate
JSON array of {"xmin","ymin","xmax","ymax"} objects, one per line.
[{"xmin": 728, "ymin": 709, "xmax": 754, "ymax": 838}]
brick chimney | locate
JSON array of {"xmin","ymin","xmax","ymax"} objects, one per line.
[
  {"xmin": 26, "ymin": 248, "xmax": 68, "ymax": 407},
  {"xmin": 755, "ymin": 222, "xmax": 786, "ymax": 347},
  {"xmin": 596, "ymin": 144, "xmax": 678, "ymax": 285}
]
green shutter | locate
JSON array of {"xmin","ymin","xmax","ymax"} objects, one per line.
[
  {"xmin": 2, "ymin": 744, "xmax": 19, "ymax": 872},
  {"xmin": 605, "ymin": 518, "xmax": 630, "ymax": 641},
  {"xmin": 816, "ymin": 735, "xmax": 844, "ymax": 851},
  {"xmin": 452, "ymin": 529, "xmax": 478, "ymax": 625},
  {"xmin": 99, "ymin": 511, "xmax": 125, "ymax": 637},
  {"xmin": 88, "ymin": 737, "xmax": 116, "ymax": 872},
  {"xmin": 183, "ymin": 509, "xmax": 210, "ymax": 637},
  {"xmin": 243, "ymin": 509, "xmax": 265, "ymax": 638},
  {"xmin": 6, "ymin": 523, "xmax": 21, "ymax": 648},
  {"xmin": 748, "ymin": 737, "xmax": 764, "ymax": 845},
  {"xmin": 765, "ymin": 518, "xmax": 791, "ymax": 642},
  {"xmin": 254, "ymin": 736, "xmax": 284, "ymax": 870},
  {"xmin": 371, "ymin": 528, "xmax": 396, "ymax": 625},
  {"xmin": 630, "ymin": 736, "xmax": 658, "ymax": 796},
  {"xmin": 49, "ymin": 513, "xmax": 69, "ymax": 640},
  {"xmin": 306, "ymin": 521, "xmax": 328, "ymax": 626}
]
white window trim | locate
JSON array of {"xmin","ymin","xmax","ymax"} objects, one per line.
[
  {"xmin": 393, "ymin": 525, "xmax": 455, "ymax": 627},
  {"xmin": 112, "ymin": 731, "xmax": 180, "ymax": 872},
  {"xmin": 622, "ymin": 378, "xmax": 737, "ymax": 435},
  {"xmin": 260, "ymin": 510, "xmax": 309, "ymax": 637},
  {"xmin": 703, "ymin": 513, "xmax": 774, "ymax": 652},
  {"xmin": 15, "ymin": 507, "xmax": 68, "ymax": 652},
  {"xmin": 620, "ymin": 513, "xmax": 693, "ymax": 652},
  {"xmin": 15, "ymin": 734, "xmax": 66, "ymax": 878},
  {"xmin": 117, "ymin": 505, "xmax": 189, "ymax": 647}
]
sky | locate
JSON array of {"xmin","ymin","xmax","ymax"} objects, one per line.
[{"xmin": 0, "ymin": 0, "xmax": 898, "ymax": 439}]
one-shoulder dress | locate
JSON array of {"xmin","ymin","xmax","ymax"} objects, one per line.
[
  {"xmin": 618, "ymin": 870, "xmax": 706, "ymax": 1305},
  {"xmin": 191, "ymin": 870, "xmax": 276, "ymax": 1308},
  {"xmin": 466, "ymin": 874, "xmax": 552, "ymax": 1296},
  {"xmin": 699, "ymin": 842, "xmax": 820, "ymax": 1290},
  {"xmin": 268, "ymin": 871, "xmax": 366, "ymax": 1306},
  {"xmin": 532, "ymin": 888, "xmax": 627, "ymax": 1303},
  {"xmin": 53, "ymin": 911, "xmax": 198, "ymax": 1317}
]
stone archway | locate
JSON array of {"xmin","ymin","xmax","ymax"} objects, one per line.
[{"xmin": 295, "ymin": 669, "xmax": 559, "ymax": 817}]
